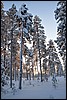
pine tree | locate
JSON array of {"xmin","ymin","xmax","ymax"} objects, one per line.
[
  {"xmin": 15, "ymin": 3, "xmax": 33, "ymax": 89},
  {"xmin": 6, "ymin": 4, "xmax": 18, "ymax": 88},
  {"xmin": 33, "ymin": 15, "xmax": 47, "ymax": 82},
  {"xmin": 54, "ymin": 1, "xmax": 66, "ymax": 75},
  {"xmin": 47, "ymin": 39, "xmax": 62, "ymax": 76},
  {"xmin": 1, "ymin": 1, "xmax": 6, "ymax": 75},
  {"xmin": 1, "ymin": 1, "xmax": 9, "ymax": 90}
]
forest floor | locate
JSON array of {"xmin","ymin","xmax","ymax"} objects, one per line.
[{"xmin": 1, "ymin": 76, "xmax": 66, "ymax": 99}]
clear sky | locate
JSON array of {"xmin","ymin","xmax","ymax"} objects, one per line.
[{"xmin": 3, "ymin": 1, "xmax": 58, "ymax": 42}]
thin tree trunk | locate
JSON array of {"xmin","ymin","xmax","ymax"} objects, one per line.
[
  {"xmin": 4, "ymin": 48, "xmax": 6, "ymax": 74},
  {"xmin": 37, "ymin": 25, "xmax": 42, "ymax": 82},
  {"xmin": 25, "ymin": 56, "xmax": 28, "ymax": 80},
  {"xmin": 27, "ymin": 71, "xmax": 28, "ymax": 80},
  {"xmin": 36, "ymin": 57, "xmax": 39, "ymax": 80},
  {"xmin": 30, "ymin": 69, "xmax": 31, "ymax": 80},
  {"xmin": 26, "ymin": 67, "xmax": 28, "ymax": 80},
  {"xmin": 10, "ymin": 30, "xmax": 13, "ymax": 88},
  {"xmin": 40, "ymin": 57, "xmax": 42, "ymax": 82},
  {"xmin": 17, "ymin": 67, "xmax": 18, "ymax": 80},
  {"xmin": 19, "ymin": 30, "xmax": 23, "ymax": 89},
  {"xmin": 14, "ymin": 62, "xmax": 16, "ymax": 81},
  {"xmin": 32, "ymin": 57, "xmax": 34, "ymax": 80},
  {"xmin": 49, "ymin": 55, "xmax": 51, "ymax": 75},
  {"xmin": 12, "ymin": 65, "xmax": 14, "ymax": 80},
  {"xmin": 4, "ymin": 38, "xmax": 6, "ymax": 75},
  {"xmin": 38, "ymin": 38, "xmax": 42, "ymax": 82},
  {"xmin": 32, "ymin": 71, "xmax": 34, "ymax": 80}
]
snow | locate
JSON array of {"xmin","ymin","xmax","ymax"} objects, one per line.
[
  {"xmin": 23, "ymin": 27, "xmax": 28, "ymax": 34},
  {"xmin": 1, "ymin": 76, "xmax": 66, "ymax": 99},
  {"xmin": 15, "ymin": 4, "xmax": 32, "ymax": 21}
]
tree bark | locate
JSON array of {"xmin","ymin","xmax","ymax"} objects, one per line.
[
  {"xmin": 26, "ymin": 67, "xmax": 28, "ymax": 80},
  {"xmin": 38, "ymin": 33, "xmax": 42, "ymax": 82},
  {"xmin": 19, "ymin": 29, "xmax": 23, "ymax": 89},
  {"xmin": 32, "ymin": 57, "xmax": 34, "ymax": 80},
  {"xmin": 10, "ymin": 30, "xmax": 13, "ymax": 88},
  {"xmin": 14, "ymin": 62, "xmax": 16, "ymax": 81}
]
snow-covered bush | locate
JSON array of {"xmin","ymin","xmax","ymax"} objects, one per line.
[{"xmin": 52, "ymin": 74, "xmax": 57, "ymax": 88}]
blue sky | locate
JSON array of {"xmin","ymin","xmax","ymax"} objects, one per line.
[{"xmin": 3, "ymin": 1, "xmax": 58, "ymax": 41}]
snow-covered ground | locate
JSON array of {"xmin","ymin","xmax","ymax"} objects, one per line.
[{"xmin": 1, "ymin": 76, "xmax": 66, "ymax": 99}]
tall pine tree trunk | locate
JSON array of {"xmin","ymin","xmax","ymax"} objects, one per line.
[
  {"xmin": 25, "ymin": 57, "xmax": 28, "ymax": 80},
  {"xmin": 30, "ymin": 69, "xmax": 31, "ymax": 80},
  {"xmin": 10, "ymin": 30, "xmax": 13, "ymax": 88},
  {"xmin": 38, "ymin": 32, "xmax": 42, "ymax": 82},
  {"xmin": 4, "ymin": 38, "xmax": 7, "ymax": 75},
  {"xmin": 14, "ymin": 62, "xmax": 16, "ymax": 81},
  {"xmin": 26, "ymin": 68, "xmax": 28, "ymax": 80},
  {"xmin": 36, "ymin": 56, "xmax": 39, "ymax": 80},
  {"xmin": 19, "ymin": 30, "xmax": 23, "ymax": 89},
  {"xmin": 4, "ymin": 46, "xmax": 6, "ymax": 74},
  {"xmin": 32, "ymin": 57, "xmax": 34, "ymax": 80},
  {"xmin": 40, "ymin": 56, "xmax": 42, "ymax": 82},
  {"xmin": 17, "ymin": 67, "xmax": 18, "ymax": 80}
]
